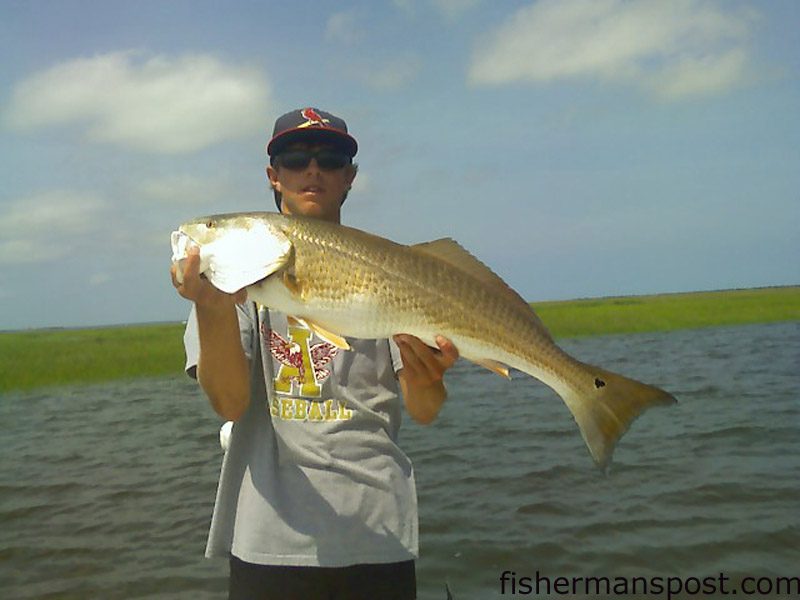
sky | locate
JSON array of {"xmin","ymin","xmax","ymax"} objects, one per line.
[{"xmin": 0, "ymin": 0, "xmax": 798, "ymax": 330}]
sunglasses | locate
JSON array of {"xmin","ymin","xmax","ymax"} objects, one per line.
[{"xmin": 276, "ymin": 149, "xmax": 351, "ymax": 171}]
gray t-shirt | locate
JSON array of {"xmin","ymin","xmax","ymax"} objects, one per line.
[{"xmin": 184, "ymin": 303, "xmax": 418, "ymax": 567}]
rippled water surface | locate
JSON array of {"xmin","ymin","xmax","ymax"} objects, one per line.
[{"xmin": 2, "ymin": 322, "xmax": 798, "ymax": 599}]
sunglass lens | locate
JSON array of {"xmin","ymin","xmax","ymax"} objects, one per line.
[
  {"xmin": 316, "ymin": 152, "xmax": 348, "ymax": 170},
  {"xmin": 278, "ymin": 150, "xmax": 349, "ymax": 171},
  {"xmin": 279, "ymin": 151, "xmax": 311, "ymax": 170}
]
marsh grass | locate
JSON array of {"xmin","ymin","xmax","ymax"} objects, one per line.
[
  {"xmin": 1, "ymin": 287, "xmax": 797, "ymax": 392},
  {"xmin": 533, "ymin": 286, "xmax": 800, "ymax": 338},
  {"xmin": 1, "ymin": 323, "xmax": 184, "ymax": 392}
]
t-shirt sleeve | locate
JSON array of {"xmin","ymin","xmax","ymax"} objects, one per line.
[{"xmin": 183, "ymin": 302, "xmax": 257, "ymax": 379}]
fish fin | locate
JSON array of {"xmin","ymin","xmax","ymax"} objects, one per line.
[
  {"xmin": 472, "ymin": 358, "xmax": 512, "ymax": 379},
  {"xmin": 202, "ymin": 225, "xmax": 293, "ymax": 294},
  {"xmin": 559, "ymin": 362, "xmax": 677, "ymax": 470},
  {"xmin": 411, "ymin": 239, "xmax": 552, "ymax": 339},
  {"xmin": 412, "ymin": 239, "xmax": 507, "ymax": 291},
  {"xmin": 282, "ymin": 271, "xmax": 302, "ymax": 297},
  {"xmin": 292, "ymin": 317, "xmax": 351, "ymax": 350},
  {"xmin": 445, "ymin": 582, "xmax": 455, "ymax": 600}
]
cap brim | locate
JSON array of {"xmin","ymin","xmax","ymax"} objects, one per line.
[{"xmin": 267, "ymin": 128, "xmax": 358, "ymax": 157}]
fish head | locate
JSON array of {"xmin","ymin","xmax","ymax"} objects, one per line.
[
  {"xmin": 178, "ymin": 212, "xmax": 272, "ymax": 245},
  {"xmin": 172, "ymin": 212, "xmax": 292, "ymax": 294}
]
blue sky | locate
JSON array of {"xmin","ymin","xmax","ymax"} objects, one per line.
[{"xmin": 1, "ymin": 0, "xmax": 797, "ymax": 329}]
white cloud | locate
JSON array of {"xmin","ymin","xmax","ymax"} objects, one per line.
[
  {"xmin": 89, "ymin": 272, "xmax": 112, "ymax": 286},
  {"xmin": 353, "ymin": 56, "xmax": 423, "ymax": 91},
  {"xmin": 392, "ymin": 0, "xmax": 481, "ymax": 19},
  {"xmin": 326, "ymin": 10, "xmax": 363, "ymax": 45},
  {"xmin": 392, "ymin": 0, "xmax": 415, "ymax": 15},
  {"xmin": 0, "ymin": 239, "xmax": 52, "ymax": 264},
  {"xmin": 3, "ymin": 51, "xmax": 273, "ymax": 153},
  {"xmin": 0, "ymin": 190, "xmax": 107, "ymax": 264},
  {"xmin": 137, "ymin": 173, "xmax": 238, "ymax": 206},
  {"xmin": 647, "ymin": 48, "xmax": 749, "ymax": 100},
  {"xmin": 432, "ymin": 0, "xmax": 481, "ymax": 20},
  {"xmin": 468, "ymin": 0, "xmax": 757, "ymax": 99},
  {"xmin": 0, "ymin": 191, "xmax": 105, "ymax": 237}
]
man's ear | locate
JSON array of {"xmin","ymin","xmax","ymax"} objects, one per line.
[
  {"xmin": 267, "ymin": 165, "xmax": 280, "ymax": 191},
  {"xmin": 346, "ymin": 163, "xmax": 358, "ymax": 188}
]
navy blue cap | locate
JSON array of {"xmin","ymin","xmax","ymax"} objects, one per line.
[{"xmin": 267, "ymin": 107, "xmax": 358, "ymax": 157}]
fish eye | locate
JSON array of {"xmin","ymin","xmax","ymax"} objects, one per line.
[{"xmin": 206, "ymin": 220, "xmax": 215, "ymax": 228}]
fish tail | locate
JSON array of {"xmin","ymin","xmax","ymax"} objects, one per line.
[{"xmin": 560, "ymin": 362, "xmax": 676, "ymax": 470}]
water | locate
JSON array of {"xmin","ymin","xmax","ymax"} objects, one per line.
[{"xmin": 1, "ymin": 322, "xmax": 798, "ymax": 599}]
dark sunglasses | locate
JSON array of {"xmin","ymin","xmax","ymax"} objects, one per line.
[{"xmin": 276, "ymin": 149, "xmax": 351, "ymax": 171}]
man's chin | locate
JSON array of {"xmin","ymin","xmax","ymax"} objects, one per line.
[{"xmin": 284, "ymin": 199, "xmax": 339, "ymax": 221}]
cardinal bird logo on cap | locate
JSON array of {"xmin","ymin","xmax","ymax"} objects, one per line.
[{"xmin": 299, "ymin": 108, "xmax": 330, "ymax": 129}]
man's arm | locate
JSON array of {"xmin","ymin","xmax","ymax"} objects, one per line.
[
  {"xmin": 394, "ymin": 334, "xmax": 459, "ymax": 425},
  {"xmin": 171, "ymin": 247, "xmax": 251, "ymax": 421}
]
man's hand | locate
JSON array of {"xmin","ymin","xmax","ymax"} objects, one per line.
[
  {"xmin": 394, "ymin": 334, "xmax": 459, "ymax": 425},
  {"xmin": 170, "ymin": 245, "xmax": 250, "ymax": 421},
  {"xmin": 171, "ymin": 246, "xmax": 247, "ymax": 307}
]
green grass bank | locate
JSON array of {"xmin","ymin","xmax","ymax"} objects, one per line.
[
  {"xmin": 532, "ymin": 286, "xmax": 799, "ymax": 338},
  {"xmin": 1, "ymin": 286, "xmax": 797, "ymax": 393},
  {"xmin": 1, "ymin": 323, "xmax": 186, "ymax": 393}
]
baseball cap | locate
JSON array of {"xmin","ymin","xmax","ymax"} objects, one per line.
[{"xmin": 267, "ymin": 107, "xmax": 358, "ymax": 158}]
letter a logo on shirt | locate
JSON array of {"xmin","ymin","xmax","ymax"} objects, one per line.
[{"xmin": 270, "ymin": 325, "xmax": 339, "ymax": 397}]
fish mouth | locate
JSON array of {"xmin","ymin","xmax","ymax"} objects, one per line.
[{"xmin": 171, "ymin": 230, "xmax": 198, "ymax": 262}]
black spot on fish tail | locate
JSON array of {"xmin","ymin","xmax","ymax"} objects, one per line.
[{"xmin": 594, "ymin": 378, "xmax": 606, "ymax": 388}]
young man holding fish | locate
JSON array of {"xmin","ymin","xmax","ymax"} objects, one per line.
[{"xmin": 172, "ymin": 107, "xmax": 458, "ymax": 599}]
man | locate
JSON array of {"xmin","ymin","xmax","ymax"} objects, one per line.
[{"xmin": 171, "ymin": 107, "xmax": 458, "ymax": 600}]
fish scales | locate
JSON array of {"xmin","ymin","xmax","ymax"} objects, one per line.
[
  {"xmin": 173, "ymin": 212, "xmax": 676, "ymax": 468},
  {"xmin": 285, "ymin": 217, "xmax": 550, "ymax": 369}
]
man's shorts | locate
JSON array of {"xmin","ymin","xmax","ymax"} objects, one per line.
[{"xmin": 228, "ymin": 555, "xmax": 417, "ymax": 600}]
